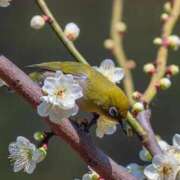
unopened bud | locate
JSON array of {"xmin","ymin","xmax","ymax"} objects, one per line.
[
  {"xmin": 143, "ymin": 63, "xmax": 156, "ymax": 75},
  {"xmin": 37, "ymin": 146, "xmax": 47, "ymax": 161},
  {"xmin": 161, "ymin": 13, "xmax": 169, "ymax": 21},
  {"xmin": 167, "ymin": 35, "xmax": 180, "ymax": 50},
  {"xmin": 153, "ymin": 37, "xmax": 162, "ymax": 45},
  {"xmin": 104, "ymin": 39, "xmax": 114, "ymax": 50},
  {"xmin": 33, "ymin": 131, "xmax": 45, "ymax": 141},
  {"xmin": 132, "ymin": 102, "xmax": 144, "ymax": 113},
  {"xmin": 64, "ymin": 22, "xmax": 80, "ymax": 41},
  {"xmin": 167, "ymin": 65, "xmax": 179, "ymax": 76},
  {"xmin": 132, "ymin": 91, "xmax": 142, "ymax": 101},
  {"xmin": 164, "ymin": 2, "xmax": 172, "ymax": 13},
  {"xmin": 30, "ymin": 15, "xmax": 45, "ymax": 30},
  {"xmin": 114, "ymin": 22, "xmax": 127, "ymax": 33},
  {"xmin": 159, "ymin": 78, "xmax": 171, "ymax": 90}
]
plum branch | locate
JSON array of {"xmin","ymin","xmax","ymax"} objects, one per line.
[{"xmin": 0, "ymin": 56, "xmax": 136, "ymax": 180}]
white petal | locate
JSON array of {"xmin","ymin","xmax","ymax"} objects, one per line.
[
  {"xmin": 96, "ymin": 116, "xmax": 117, "ymax": 138},
  {"xmin": 71, "ymin": 84, "xmax": 83, "ymax": 99},
  {"xmin": 54, "ymin": 71, "xmax": 63, "ymax": 79},
  {"xmin": 25, "ymin": 161, "xmax": 36, "ymax": 174},
  {"xmin": 158, "ymin": 139, "xmax": 170, "ymax": 151},
  {"xmin": 152, "ymin": 154, "xmax": 165, "ymax": 168},
  {"xmin": 16, "ymin": 136, "xmax": 30, "ymax": 147},
  {"xmin": 139, "ymin": 148, "xmax": 152, "ymax": 162},
  {"xmin": 112, "ymin": 68, "xmax": 124, "ymax": 83},
  {"xmin": 173, "ymin": 134, "xmax": 180, "ymax": 148},
  {"xmin": 37, "ymin": 101, "xmax": 52, "ymax": 117},
  {"xmin": 42, "ymin": 77, "xmax": 58, "ymax": 94},
  {"xmin": 127, "ymin": 163, "xmax": 145, "ymax": 180},
  {"xmin": 8, "ymin": 143, "xmax": 18, "ymax": 155},
  {"xmin": 56, "ymin": 96, "xmax": 75, "ymax": 109},
  {"xmin": 100, "ymin": 59, "xmax": 115, "ymax": 70},
  {"xmin": 49, "ymin": 105, "xmax": 79, "ymax": 124},
  {"xmin": 153, "ymin": 154, "xmax": 177, "ymax": 169},
  {"xmin": 144, "ymin": 165, "xmax": 160, "ymax": 180},
  {"xmin": 13, "ymin": 159, "xmax": 26, "ymax": 172},
  {"xmin": 62, "ymin": 74, "xmax": 74, "ymax": 84}
]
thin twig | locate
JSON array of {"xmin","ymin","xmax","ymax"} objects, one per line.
[
  {"xmin": 111, "ymin": 0, "xmax": 135, "ymax": 105},
  {"xmin": 0, "ymin": 56, "xmax": 136, "ymax": 180},
  {"xmin": 36, "ymin": 0, "xmax": 88, "ymax": 65},
  {"xmin": 110, "ymin": 0, "xmax": 161, "ymax": 156},
  {"xmin": 143, "ymin": 0, "xmax": 180, "ymax": 103}
]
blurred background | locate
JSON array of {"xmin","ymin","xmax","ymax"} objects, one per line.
[{"xmin": 0, "ymin": 0, "xmax": 180, "ymax": 179}]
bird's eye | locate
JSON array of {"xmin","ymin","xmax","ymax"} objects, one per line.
[{"xmin": 108, "ymin": 106, "xmax": 119, "ymax": 117}]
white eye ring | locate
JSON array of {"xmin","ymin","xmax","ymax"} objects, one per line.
[{"xmin": 109, "ymin": 106, "xmax": 119, "ymax": 117}]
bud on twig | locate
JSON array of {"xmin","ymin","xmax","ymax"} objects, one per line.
[
  {"xmin": 30, "ymin": 15, "xmax": 46, "ymax": 30},
  {"xmin": 104, "ymin": 39, "xmax": 114, "ymax": 50},
  {"xmin": 143, "ymin": 63, "xmax": 156, "ymax": 75},
  {"xmin": 64, "ymin": 23, "xmax": 80, "ymax": 41}
]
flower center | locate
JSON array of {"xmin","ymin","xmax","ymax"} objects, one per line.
[
  {"xmin": 160, "ymin": 164, "xmax": 173, "ymax": 176},
  {"xmin": 56, "ymin": 88, "xmax": 66, "ymax": 98}
]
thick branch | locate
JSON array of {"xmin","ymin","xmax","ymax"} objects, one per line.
[
  {"xmin": 143, "ymin": 0, "xmax": 180, "ymax": 103},
  {"xmin": 111, "ymin": 0, "xmax": 135, "ymax": 104},
  {"xmin": 0, "ymin": 56, "xmax": 136, "ymax": 180},
  {"xmin": 137, "ymin": 110, "xmax": 162, "ymax": 156}
]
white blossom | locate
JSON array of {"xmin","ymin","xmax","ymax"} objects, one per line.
[
  {"xmin": 96, "ymin": 115, "xmax": 118, "ymax": 138},
  {"xmin": 126, "ymin": 163, "xmax": 145, "ymax": 180},
  {"xmin": 0, "ymin": 0, "xmax": 11, "ymax": 7},
  {"xmin": 143, "ymin": 134, "xmax": 180, "ymax": 180},
  {"xmin": 8, "ymin": 136, "xmax": 46, "ymax": 174},
  {"xmin": 94, "ymin": 59, "xmax": 124, "ymax": 84},
  {"xmin": 64, "ymin": 22, "xmax": 80, "ymax": 41},
  {"xmin": 37, "ymin": 71, "xmax": 83, "ymax": 124},
  {"xmin": 144, "ymin": 153, "xmax": 180, "ymax": 180},
  {"xmin": 30, "ymin": 15, "xmax": 45, "ymax": 30}
]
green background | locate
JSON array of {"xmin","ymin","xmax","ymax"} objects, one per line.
[{"xmin": 0, "ymin": 0, "xmax": 180, "ymax": 179}]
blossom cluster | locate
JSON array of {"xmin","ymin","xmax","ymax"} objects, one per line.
[{"xmin": 126, "ymin": 134, "xmax": 180, "ymax": 180}]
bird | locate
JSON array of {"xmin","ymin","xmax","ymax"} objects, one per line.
[{"xmin": 29, "ymin": 61, "xmax": 129, "ymax": 125}]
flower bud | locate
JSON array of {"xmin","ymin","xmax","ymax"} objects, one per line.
[
  {"xmin": 167, "ymin": 65, "xmax": 179, "ymax": 76},
  {"xmin": 153, "ymin": 37, "xmax": 162, "ymax": 45},
  {"xmin": 132, "ymin": 91, "xmax": 142, "ymax": 101},
  {"xmin": 104, "ymin": 39, "xmax": 114, "ymax": 50},
  {"xmin": 168, "ymin": 35, "xmax": 180, "ymax": 50},
  {"xmin": 132, "ymin": 102, "xmax": 144, "ymax": 113},
  {"xmin": 30, "ymin": 15, "xmax": 45, "ymax": 30},
  {"xmin": 159, "ymin": 78, "xmax": 171, "ymax": 90},
  {"xmin": 37, "ymin": 146, "xmax": 47, "ymax": 161},
  {"xmin": 161, "ymin": 13, "xmax": 169, "ymax": 21},
  {"xmin": 33, "ymin": 131, "xmax": 45, "ymax": 141},
  {"xmin": 114, "ymin": 22, "xmax": 127, "ymax": 33},
  {"xmin": 164, "ymin": 2, "xmax": 172, "ymax": 13},
  {"xmin": 64, "ymin": 22, "xmax": 80, "ymax": 41},
  {"xmin": 143, "ymin": 63, "xmax": 156, "ymax": 75}
]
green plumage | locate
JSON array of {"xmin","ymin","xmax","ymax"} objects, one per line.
[{"xmin": 30, "ymin": 61, "xmax": 129, "ymax": 121}]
